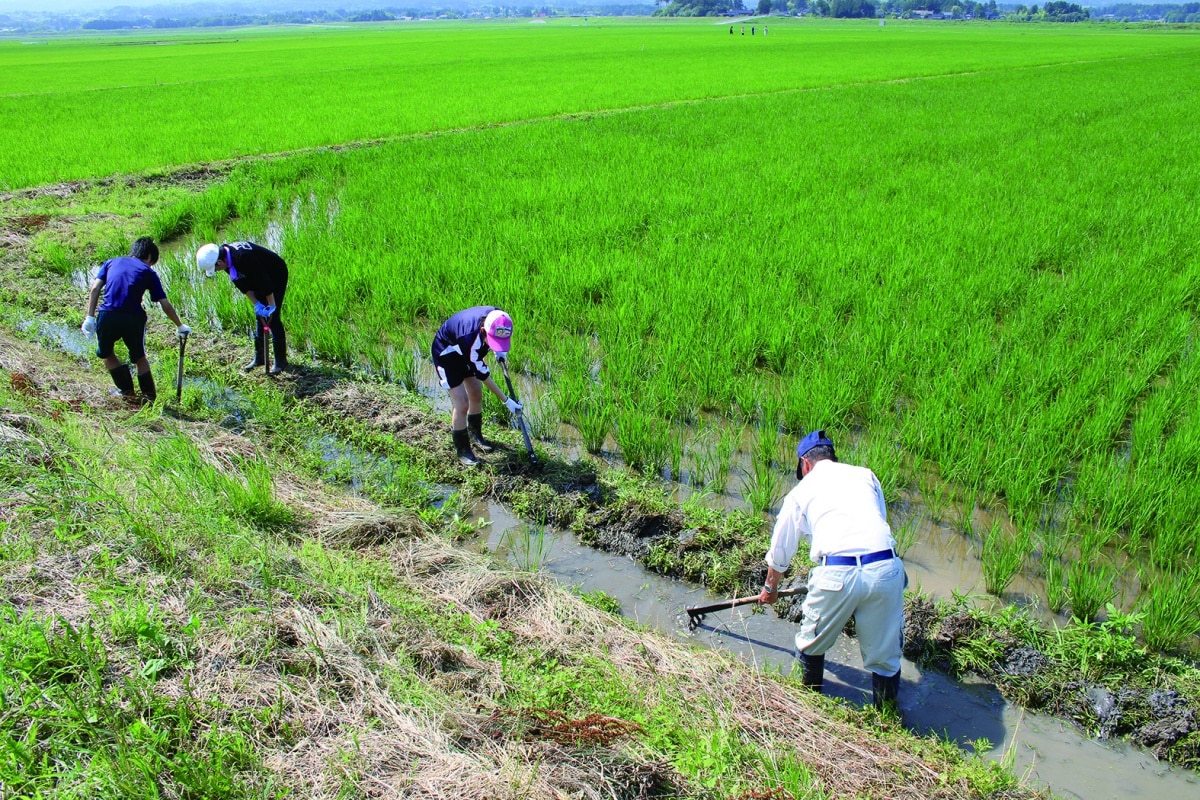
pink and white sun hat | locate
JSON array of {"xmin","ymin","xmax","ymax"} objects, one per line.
[{"xmin": 484, "ymin": 309, "xmax": 513, "ymax": 353}]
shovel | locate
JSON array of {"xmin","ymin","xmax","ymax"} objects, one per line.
[{"xmin": 175, "ymin": 330, "xmax": 189, "ymax": 404}]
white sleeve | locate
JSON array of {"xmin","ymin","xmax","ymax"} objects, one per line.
[
  {"xmin": 871, "ymin": 472, "xmax": 888, "ymax": 523},
  {"xmin": 764, "ymin": 491, "xmax": 803, "ymax": 572}
]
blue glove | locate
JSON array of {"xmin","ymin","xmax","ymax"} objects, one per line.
[
  {"xmin": 253, "ymin": 301, "xmax": 272, "ymax": 318},
  {"xmin": 264, "ymin": 305, "xmax": 276, "ymax": 318}
]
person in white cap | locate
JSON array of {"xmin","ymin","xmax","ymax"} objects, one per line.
[
  {"xmin": 196, "ymin": 241, "xmax": 289, "ymax": 374},
  {"xmin": 82, "ymin": 236, "xmax": 189, "ymax": 404},
  {"xmin": 430, "ymin": 306, "xmax": 522, "ymax": 466},
  {"xmin": 759, "ymin": 429, "xmax": 906, "ymax": 710}
]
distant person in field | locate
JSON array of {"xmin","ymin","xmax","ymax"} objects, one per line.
[
  {"xmin": 764, "ymin": 26, "xmax": 769, "ymax": 35},
  {"xmin": 752, "ymin": 25, "xmax": 755, "ymax": 35},
  {"xmin": 741, "ymin": 26, "xmax": 745, "ymax": 34},
  {"xmin": 431, "ymin": 307, "xmax": 522, "ymax": 466},
  {"xmin": 730, "ymin": 26, "xmax": 734, "ymax": 34},
  {"xmin": 196, "ymin": 241, "xmax": 289, "ymax": 374},
  {"xmin": 759, "ymin": 430, "xmax": 906, "ymax": 711},
  {"xmin": 82, "ymin": 236, "xmax": 189, "ymax": 404}
]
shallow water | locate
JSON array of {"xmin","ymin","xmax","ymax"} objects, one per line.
[{"xmin": 465, "ymin": 500, "xmax": 1199, "ymax": 800}]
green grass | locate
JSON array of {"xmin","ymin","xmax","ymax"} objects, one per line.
[{"xmin": 4, "ymin": 19, "xmax": 1200, "ymax": 189}]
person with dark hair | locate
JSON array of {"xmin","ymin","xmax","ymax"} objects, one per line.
[
  {"xmin": 82, "ymin": 236, "xmax": 189, "ymax": 404},
  {"xmin": 759, "ymin": 430, "xmax": 906, "ymax": 710},
  {"xmin": 195, "ymin": 241, "xmax": 289, "ymax": 374},
  {"xmin": 431, "ymin": 306, "xmax": 523, "ymax": 466}
]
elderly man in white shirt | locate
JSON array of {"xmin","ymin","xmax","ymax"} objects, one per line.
[{"xmin": 759, "ymin": 430, "xmax": 906, "ymax": 709}]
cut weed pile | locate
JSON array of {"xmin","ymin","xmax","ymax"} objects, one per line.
[{"xmin": 0, "ymin": 332, "xmax": 1036, "ymax": 799}]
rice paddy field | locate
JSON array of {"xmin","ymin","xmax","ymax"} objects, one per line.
[{"xmin": 6, "ymin": 16, "xmax": 1200, "ymax": 649}]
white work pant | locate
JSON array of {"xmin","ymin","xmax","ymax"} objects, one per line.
[{"xmin": 795, "ymin": 557, "xmax": 905, "ymax": 676}]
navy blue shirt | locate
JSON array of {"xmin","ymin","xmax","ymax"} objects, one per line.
[
  {"xmin": 223, "ymin": 241, "xmax": 288, "ymax": 300},
  {"xmin": 96, "ymin": 256, "xmax": 166, "ymax": 319},
  {"xmin": 432, "ymin": 306, "xmax": 497, "ymax": 378}
]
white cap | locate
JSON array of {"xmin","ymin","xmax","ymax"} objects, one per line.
[{"xmin": 196, "ymin": 243, "xmax": 220, "ymax": 277}]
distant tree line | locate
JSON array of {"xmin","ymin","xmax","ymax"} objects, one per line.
[
  {"xmin": 16, "ymin": 4, "xmax": 657, "ymax": 33},
  {"xmin": 1089, "ymin": 2, "xmax": 1200, "ymax": 19}
]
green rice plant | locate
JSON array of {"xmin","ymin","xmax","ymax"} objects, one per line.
[
  {"xmin": 388, "ymin": 346, "xmax": 420, "ymax": 392},
  {"xmin": 576, "ymin": 397, "xmax": 613, "ymax": 455},
  {"xmin": 918, "ymin": 472, "xmax": 952, "ymax": 525},
  {"xmin": 892, "ymin": 515, "xmax": 919, "ymax": 559},
  {"xmin": 666, "ymin": 429, "xmax": 685, "ymax": 483},
  {"xmin": 740, "ymin": 449, "xmax": 782, "ymax": 514},
  {"xmin": 615, "ymin": 403, "xmax": 668, "ymax": 476},
  {"xmin": 955, "ymin": 485, "xmax": 981, "ymax": 537},
  {"xmin": 709, "ymin": 424, "xmax": 741, "ymax": 495},
  {"xmin": 1146, "ymin": 522, "xmax": 1198, "ymax": 572},
  {"xmin": 523, "ymin": 391, "xmax": 558, "ymax": 442},
  {"xmin": 1043, "ymin": 559, "xmax": 1068, "ymax": 614},
  {"xmin": 1067, "ymin": 555, "xmax": 1119, "ymax": 624},
  {"xmin": 498, "ymin": 523, "xmax": 553, "ymax": 573},
  {"xmin": 1137, "ymin": 565, "xmax": 1200, "ymax": 653},
  {"xmin": 686, "ymin": 426, "xmax": 717, "ymax": 489},
  {"xmin": 980, "ymin": 521, "xmax": 1033, "ymax": 597}
]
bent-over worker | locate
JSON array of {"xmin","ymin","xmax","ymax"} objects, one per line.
[
  {"xmin": 196, "ymin": 240, "xmax": 289, "ymax": 374},
  {"xmin": 431, "ymin": 306, "xmax": 522, "ymax": 466},
  {"xmin": 760, "ymin": 430, "xmax": 906, "ymax": 709}
]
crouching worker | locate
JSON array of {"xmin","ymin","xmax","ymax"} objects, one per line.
[
  {"xmin": 82, "ymin": 236, "xmax": 189, "ymax": 404},
  {"xmin": 431, "ymin": 306, "xmax": 522, "ymax": 466},
  {"xmin": 759, "ymin": 430, "xmax": 906, "ymax": 710},
  {"xmin": 196, "ymin": 241, "xmax": 289, "ymax": 374}
]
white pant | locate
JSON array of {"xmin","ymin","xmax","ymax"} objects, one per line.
[{"xmin": 795, "ymin": 557, "xmax": 906, "ymax": 676}]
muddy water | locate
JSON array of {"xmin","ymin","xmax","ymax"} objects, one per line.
[{"xmin": 465, "ymin": 501, "xmax": 1198, "ymax": 800}]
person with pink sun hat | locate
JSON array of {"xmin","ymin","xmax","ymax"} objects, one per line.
[{"xmin": 431, "ymin": 306, "xmax": 522, "ymax": 466}]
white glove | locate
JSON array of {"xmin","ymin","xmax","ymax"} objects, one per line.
[
  {"xmin": 81, "ymin": 316, "xmax": 97, "ymax": 336},
  {"xmin": 177, "ymin": 325, "xmax": 191, "ymax": 337},
  {"xmin": 504, "ymin": 397, "xmax": 522, "ymax": 414}
]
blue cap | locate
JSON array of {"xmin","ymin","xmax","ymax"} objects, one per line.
[{"xmin": 796, "ymin": 429, "xmax": 834, "ymax": 459}]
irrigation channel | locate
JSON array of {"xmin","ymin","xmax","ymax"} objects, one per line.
[{"xmin": 463, "ymin": 501, "xmax": 1198, "ymax": 800}]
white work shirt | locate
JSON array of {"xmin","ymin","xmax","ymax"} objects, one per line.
[{"xmin": 764, "ymin": 459, "xmax": 894, "ymax": 571}]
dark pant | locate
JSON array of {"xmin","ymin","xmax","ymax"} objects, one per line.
[{"xmin": 96, "ymin": 310, "xmax": 147, "ymax": 361}]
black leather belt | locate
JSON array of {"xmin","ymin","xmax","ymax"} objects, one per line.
[{"xmin": 820, "ymin": 548, "xmax": 895, "ymax": 567}]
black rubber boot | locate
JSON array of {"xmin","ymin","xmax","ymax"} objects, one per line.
[
  {"xmin": 108, "ymin": 365, "xmax": 136, "ymax": 397},
  {"xmin": 467, "ymin": 412, "xmax": 495, "ymax": 452},
  {"xmin": 871, "ymin": 669, "xmax": 901, "ymax": 710},
  {"xmin": 452, "ymin": 428, "xmax": 480, "ymax": 467},
  {"xmin": 800, "ymin": 653, "xmax": 825, "ymax": 693},
  {"xmin": 136, "ymin": 370, "xmax": 157, "ymax": 404},
  {"xmin": 270, "ymin": 330, "xmax": 288, "ymax": 375},
  {"xmin": 244, "ymin": 331, "xmax": 264, "ymax": 372}
]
